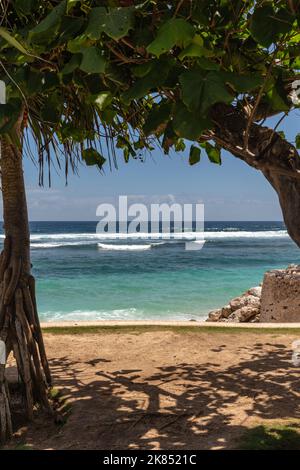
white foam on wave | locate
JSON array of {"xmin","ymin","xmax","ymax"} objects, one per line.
[
  {"xmin": 204, "ymin": 230, "xmax": 288, "ymax": 238},
  {"xmin": 28, "ymin": 232, "xmax": 198, "ymax": 241},
  {"xmin": 31, "ymin": 241, "xmax": 96, "ymax": 249},
  {"xmin": 98, "ymin": 243, "xmax": 152, "ymax": 251},
  {"xmin": 40, "ymin": 308, "xmax": 199, "ymax": 322},
  {"xmin": 0, "ymin": 230, "xmax": 290, "ymax": 249},
  {"xmin": 40, "ymin": 308, "xmax": 140, "ymax": 322}
]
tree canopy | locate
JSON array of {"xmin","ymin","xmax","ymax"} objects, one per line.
[{"xmin": 1, "ymin": 0, "xmax": 300, "ymax": 182}]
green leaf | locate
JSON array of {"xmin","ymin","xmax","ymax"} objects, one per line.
[
  {"xmin": 277, "ymin": 131, "xmax": 285, "ymax": 140},
  {"xmin": 178, "ymin": 43, "xmax": 205, "ymax": 60},
  {"xmin": 82, "ymin": 148, "xmax": 106, "ymax": 169},
  {"xmin": 131, "ymin": 62, "xmax": 153, "ymax": 78},
  {"xmin": 295, "ymin": 134, "xmax": 300, "ymax": 149},
  {"xmin": 67, "ymin": 0, "xmax": 81, "ymax": 14},
  {"xmin": 86, "ymin": 6, "xmax": 134, "ymax": 41},
  {"xmin": 58, "ymin": 16, "xmax": 85, "ymax": 43},
  {"xmin": 26, "ymin": 69, "xmax": 44, "ymax": 95},
  {"xmin": 93, "ymin": 92, "xmax": 113, "ymax": 111},
  {"xmin": 29, "ymin": 0, "xmax": 67, "ymax": 44},
  {"xmin": 58, "ymin": 122, "xmax": 96, "ymax": 143},
  {"xmin": 61, "ymin": 54, "xmax": 82, "ymax": 74},
  {"xmin": 0, "ymin": 99, "xmax": 22, "ymax": 130},
  {"xmin": 173, "ymin": 102, "xmax": 211, "ymax": 141},
  {"xmin": 147, "ymin": 19, "xmax": 194, "ymax": 57},
  {"xmin": 40, "ymin": 95, "xmax": 61, "ymax": 123},
  {"xmin": 14, "ymin": 0, "xmax": 35, "ymax": 15},
  {"xmin": 266, "ymin": 78, "xmax": 290, "ymax": 112},
  {"xmin": 79, "ymin": 47, "xmax": 106, "ymax": 74},
  {"xmin": 180, "ymin": 69, "xmax": 233, "ymax": 113},
  {"xmin": 204, "ymin": 142, "xmax": 221, "ymax": 165},
  {"xmin": 67, "ymin": 34, "xmax": 89, "ymax": 53},
  {"xmin": 123, "ymin": 59, "xmax": 172, "ymax": 102},
  {"xmin": 101, "ymin": 108, "xmax": 117, "ymax": 125},
  {"xmin": 84, "ymin": 75, "xmax": 106, "ymax": 94},
  {"xmin": 221, "ymin": 72, "xmax": 263, "ymax": 93},
  {"xmin": 189, "ymin": 145, "xmax": 201, "ymax": 165},
  {"xmin": 143, "ymin": 101, "xmax": 172, "ymax": 136},
  {"xmin": 175, "ymin": 139, "xmax": 186, "ymax": 152},
  {"xmin": 250, "ymin": 5, "xmax": 294, "ymax": 48},
  {"xmin": 196, "ymin": 57, "xmax": 220, "ymax": 71},
  {"xmin": 43, "ymin": 72, "xmax": 60, "ymax": 91},
  {"xmin": 0, "ymin": 27, "xmax": 30, "ymax": 55}
]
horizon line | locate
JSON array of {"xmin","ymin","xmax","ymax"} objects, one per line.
[{"xmin": 0, "ymin": 220, "xmax": 285, "ymax": 223}]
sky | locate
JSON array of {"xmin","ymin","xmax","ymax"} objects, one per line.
[{"xmin": 1, "ymin": 112, "xmax": 298, "ymax": 222}]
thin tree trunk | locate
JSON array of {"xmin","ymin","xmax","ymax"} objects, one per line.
[{"xmin": 0, "ymin": 116, "xmax": 51, "ymax": 444}]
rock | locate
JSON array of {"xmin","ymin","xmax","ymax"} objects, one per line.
[
  {"xmin": 260, "ymin": 267, "xmax": 300, "ymax": 322},
  {"xmin": 221, "ymin": 304, "xmax": 232, "ymax": 318},
  {"xmin": 206, "ymin": 283, "xmax": 262, "ymax": 323},
  {"xmin": 205, "ymin": 265, "xmax": 300, "ymax": 323},
  {"xmin": 207, "ymin": 309, "xmax": 223, "ymax": 322},
  {"xmin": 230, "ymin": 294, "xmax": 260, "ymax": 311},
  {"xmin": 247, "ymin": 286, "xmax": 262, "ymax": 298},
  {"xmin": 250, "ymin": 314, "xmax": 260, "ymax": 323},
  {"xmin": 228, "ymin": 306, "xmax": 260, "ymax": 323},
  {"xmin": 286, "ymin": 264, "xmax": 300, "ymax": 272}
]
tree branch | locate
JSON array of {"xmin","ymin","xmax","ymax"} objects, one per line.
[{"xmin": 210, "ymin": 103, "xmax": 300, "ymax": 180}]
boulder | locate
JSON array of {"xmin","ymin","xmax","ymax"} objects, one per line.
[
  {"xmin": 206, "ymin": 265, "xmax": 300, "ymax": 323},
  {"xmin": 207, "ymin": 309, "xmax": 223, "ymax": 322},
  {"xmin": 230, "ymin": 294, "xmax": 260, "ymax": 310},
  {"xmin": 206, "ymin": 286, "xmax": 262, "ymax": 323},
  {"xmin": 221, "ymin": 304, "xmax": 232, "ymax": 318},
  {"xmin": 247, "ymin": 286, "xmax": 262, "ymax": 298},
  {"xmin": 228, "ymin": 306, "xmax": 260, "ymax": 322}
]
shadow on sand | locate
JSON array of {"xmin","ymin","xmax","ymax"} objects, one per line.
[{"xmin": 11, "ymin": 339, "xmax": 298, "ymax": 450}]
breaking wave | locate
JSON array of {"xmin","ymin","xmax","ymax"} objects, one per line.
[{"xmin": 0, "ymin": 230, "xmax": 289, "ymax": 249}]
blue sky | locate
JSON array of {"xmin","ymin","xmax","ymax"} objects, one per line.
[{"xmin": 3, "ymin": 112, "xmax": 299, "ymax": 221}]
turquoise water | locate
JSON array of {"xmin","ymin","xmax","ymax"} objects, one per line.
[{"xmin": 2, "ymin": 221, "xmax": 298, "ymax": 322}]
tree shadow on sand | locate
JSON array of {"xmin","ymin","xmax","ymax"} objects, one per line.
[{"xmin": 9, "ymin": 341, "xmax": 300, "ymax": 450}]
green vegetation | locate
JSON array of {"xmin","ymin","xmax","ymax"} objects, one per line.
[
  {"xmin": 1, "ymin": 1, "xmax": 300, "ymax": 179},
  {"xmin": 42, "ymin": 324, "xmax": 300, "ymax": 335},
  {"xmin": 238, "ymin": 422, "xmax": 300, "ymax": 450}
]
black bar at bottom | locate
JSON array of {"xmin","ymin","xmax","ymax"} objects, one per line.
[{"xmin": 0, "ymin": 449, "xmax": 298, "ymax": 466}]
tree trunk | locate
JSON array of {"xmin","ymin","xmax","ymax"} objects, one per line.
[
  {"xmin": 210, "ymin": 103, "xmax": 300, "ymax": 248},
  {"xmin": 262, "ymin": 171, "xmax": 300, "ymax": 247},
  {"xmin": 0, "ymin": 116, "xmax": 51, "ymax": 444}
]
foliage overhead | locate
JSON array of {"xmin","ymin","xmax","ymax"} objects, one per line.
[{"xmin": 0, "ymin": 0, "xmax": 300, "ymax": 182}]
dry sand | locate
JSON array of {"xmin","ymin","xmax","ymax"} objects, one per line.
[{"xmin": 5, "ymin": 324, "xmax": 300, "ymax": 450}]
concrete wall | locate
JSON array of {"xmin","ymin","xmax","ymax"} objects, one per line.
[{"xmin": 260, "ymin": 266, "xmax": 300, "ymax": 322}]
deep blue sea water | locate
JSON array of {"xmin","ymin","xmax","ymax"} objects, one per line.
[{"xmin": 1, "ymin": 221, "xmax": 299, "ymax": 322}]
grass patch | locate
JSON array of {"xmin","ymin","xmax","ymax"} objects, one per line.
[
  {"xmin": 1, "ymin": 443, "xmax": 33, "ymax": 450},
  {"xmin": 49, "ymin": 387, "xmax": 60, "ymax": 400},
  {"xmin": 238, "ymin": 423, "xmax": 300, "ymax": 450},
  {"xmin": 13, "ymin": 443, "xmax": 33, "ymax": 450},
  {"xmin": 42, "ymin": 324, "xmax": 300, "ymax": 336},
  {"xmin": 48, "ymin": 387, "xmax": 72, "ymax": 425}
]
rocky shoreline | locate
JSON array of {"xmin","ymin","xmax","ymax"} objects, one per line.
[
  {"xmin": 206, "ymin": 264, "xmax": 300, "ymax": 323},
  {"xmin": 206, "ymin": 286, "xmax": 262, "ymax": 323}
]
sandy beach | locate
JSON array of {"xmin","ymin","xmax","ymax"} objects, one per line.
[{"xmin": 5, "ymin": 323, "xmax": 300, "ymax": 450}]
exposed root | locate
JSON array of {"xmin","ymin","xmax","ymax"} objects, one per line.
[{"xmin": 0, "ymin": 236, "xmax": 52, "ymax": 444}]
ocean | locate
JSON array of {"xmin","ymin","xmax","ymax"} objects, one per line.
[{"xmin": 1, "ymin": 221, "xmax": 299, "ymax": 322}]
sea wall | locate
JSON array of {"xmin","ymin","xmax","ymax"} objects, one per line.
[{"xmin": 260, "ymin": 265, "xmax": 300, "ymax": 322}]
